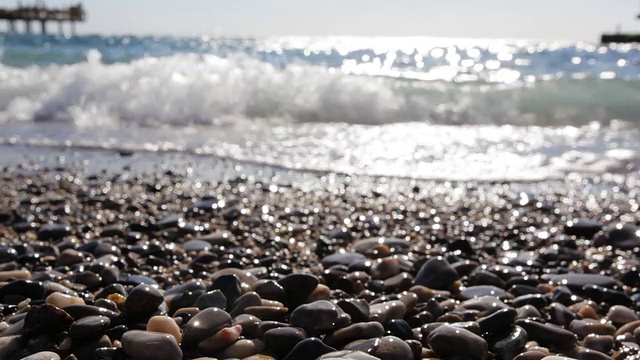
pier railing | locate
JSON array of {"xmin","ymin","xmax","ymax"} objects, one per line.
[{"xmin": 0, "ymin": 4, "xmax": 85, "ymax": 35}]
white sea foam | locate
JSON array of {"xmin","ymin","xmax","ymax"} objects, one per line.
[{"xmin": 0, "ymin": 52, "xmax": 638, "ymax": 181}]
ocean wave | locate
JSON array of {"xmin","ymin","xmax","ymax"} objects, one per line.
[{"xmin": 0, "ymin": 53, "xmax": 639, "ymax": 127}]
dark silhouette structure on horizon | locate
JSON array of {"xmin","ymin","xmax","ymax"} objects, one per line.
[
  {"xmin": 0, "ymin": 2, "xmax": 85, "ymax": 35},
  {"xmin": 601, "ymin": 5, "xmax": 640, "ymax": 43}
]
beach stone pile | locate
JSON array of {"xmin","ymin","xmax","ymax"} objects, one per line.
[{"xmin": 0, "ymin": 167, "xmax": 639, "ymax": 360}]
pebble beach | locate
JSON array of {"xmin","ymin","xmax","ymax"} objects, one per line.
[{"xmin": 0, "ymin": 148, "xmax": 639, "ymax": 360}]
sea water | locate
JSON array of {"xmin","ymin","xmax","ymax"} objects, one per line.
[{"xmin": 0, "ymin": 34, "xmax": 639, "ymax": 181}]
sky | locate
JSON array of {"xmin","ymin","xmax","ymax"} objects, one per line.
[{"xmin": 1, "ymin": 0, "xmax": 639, "ymax": 41}]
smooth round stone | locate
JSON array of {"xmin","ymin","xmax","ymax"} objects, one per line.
[
  {"xmin": 371, "ymin": 258, "xmax": 401, "ymax": 280},
  {"xmin": 278, "ymin": 273, "xmax": 319, "ymax": 309},
  {"xmin": 321, "ymin": 253, "xmax": 367, "ymax": 268},
  {"xmin": 228, "ymin": 291, "xmax": 261, "ymax": 317},
  {"xmin": 540, "ymin": 357, "xmax": 578, "ymax": 360},
  {"xmin": 0, "ymin": 269, "xmax": 31, "ymax": 281},
  {"xmin": 513, "ymin": 351, "xmax": 552, "ymax": 360},
  {"xmin": 197, "ymin": 290, "xmax": 228, "ymax": 311},
  {"xmin": 385, "ymin": 319, "xmax": 413, "ymax": 340},
  {"xmin": 478, "ymin": 308, "xmax": 517, "ymax": 334},
  {"xmin": 319, "ymin": 350, "xmax": 381, "ymax": 360},
  {"xmin": 264, "ymin": 327, "xmax": 306, "ymax": 358},
  {"xmin": 543, "ymin": 274, "xmax": 617, "ymax": 290},
  {"xmin": 517, "ymin": 305, "xmax": 542, "ymax": 320},
  {"xmin": 46, "ymin": 292, "xmax": 85, "ymax": 308},
  {"xmin": 513, "ymin": 294, "xmax": 549, "ymax": 309},
  {"xmin": 290, "ymin": 300, "xmax": 351, "ymax": 335},
  {"xmin": 374, "ymin": 336, "xmax": 413, "ymax": 360},
  {"xmin": 461, "ymin": 285, "xmax": 509, "ymax": 300},
  {"xmin": 24, "ymin": 303, "xmax": 75, "ymax": 337},
  {"xmin": 232, "ymin": 314, "xmax": 260, "ymax": 339},
  {"xmin": 96, "ymin": 283, "xmax": 128, "ymax": 300},
  {"xmin": 336, "ymin": 298, "xmax": 370, "ymax": 323},
  {"xmin": 548, "ymin": 302, "xmax": 578, "ymax": 327},
  {"xmin": 182, "ymin": 307, "xmax": 232, "ymax": 348},
  {"xmin": 607, "ymin": 305, "xmax": 638, "ymax": 324},
  {"xmin": 564, "ymin": 219, "xmax": 602, "ymax": 238},
  {"xmin": 147, "ymin": 315, "xmax": 181, "ymax": 343},
  {"xmin": 369, "ymin": 300, "xmax": 407, "ymax": 323},
  {"xmin": 493, "ymin": 325, "xmax": 528, "ymax": 360},
  {"xmin": 0, "ymin": 335, "xmax": 22, "ymax": 359},
  {"xmin": 19, "ymin": 351, "xmax": 61, "ymax": 360},
  {"xmin": 583, "ymin": 334, "xmax": 614, "ymax": 353},
  {"xmin": 118, "ymin": 273, "xmax": 158, "ymax": 286},
  {"xmin": 69, "ymin": 315, "xmax": 110, "ymax": 340},
  {"xmin": 38, "ymin": 223, "xmax": 72, "ymax": 240},
  {"xmin": 324, "ymin": 321, "xmax": 384, "ymax": 348},
  {"xmin": 0, "ymin": 280, "xmax": 47, "ymax": 302},
  {"xmin": 220, "ymin": 339, "xmax": 265, "ymax": 359},
  {"xmin": 198, "ymin": 325, "xmax": 243, "ymax": 355},
  {"xmin": 122, "ymin": 284, "xmax": 164, "ymax": 321},
  {"xmin": 182, "ymin": 240, "xmax": 211, "ymax": 252},
  {"xmin": 427, "ymin": 325, "xmax": 488, "ymax": 360},
  {"xmin": 515, "ymin": 319, "xmax": 577, "ymax": 350},
  {"xmin": 352, "ymin": 237, "xmax": 411, "ymax": 256},
  {"xmin": 568, "ymin": 319, "xmax": 616, "ymax": 339},
  {"xmin": 122, "ymin": 330, "xmax": 182, "ymax": 360},
  {"xmin": 414, "ymin": 257, "xmax": 459, "ymax": 290},
  {"xmin": 253, "ymin": 280, "xmax": 286, "ymax": 302},
  {"xmin": 614, "ymin": 319, "xmax": 640, "ymax": 336},
  {"xmin": 606, "ymin": 224, "xmax": 640, "ymax": 249},
  {"xmin": 283, "ymin": 337, "xmax": 336, "ymax": 360}
]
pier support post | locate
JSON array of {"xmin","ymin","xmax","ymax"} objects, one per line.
[
  {"xmin": 25, "ymin": 20, "xmax": 31, "ymax": 33},
  {"xmin": 40, "ymin": 20, "xmax": 47, "ymax": 35},
  {"xmin": 57, "ymin": 20, "xmax": 63, "ymax": 36},
  {"xmin": 8, "ymin": 20, "xmax": 16, "ymax": 32},
  {"xmin": 70, "ymin": 21, "xmax": 75, "ymax": 35}
]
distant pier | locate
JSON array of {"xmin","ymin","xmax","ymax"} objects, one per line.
[{"xmin": 0, "ymin": 3, "xmax": 85, "ymax": 35}]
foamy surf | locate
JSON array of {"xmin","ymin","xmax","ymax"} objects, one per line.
[{"xmin": 0, "ymin": 35, "xmax": 639, "ymax": 181}]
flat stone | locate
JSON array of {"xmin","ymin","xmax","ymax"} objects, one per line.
[
  {"xmin": 324, "ymin": 321, "xmax": 385, "ymax": 348},
  {"xmin": 182, "ymin": 240, "xmax": 212, "ymax": 252},
  {"xmin": 197, "ymin": 289, "xmax": 228, "ymax": 311},
  {"xmin": 278, "ymin": 273, "xmax": 319, "ymax": 309},
  {"xmin": 19, "ymin": 351, "xmax": 61, "ymax": 360},
  {"xmin": 427, "ymin": 325, "xmax": 488, "ymax": 360},
  {"xmin": 369, "ymin": 300, "xmax": 407, "ymax": 323},
  {"xmin": 321, "ymin": 253, "xmax": 367, "ymax": 268},
  {"xmin": 608, "ymin": 305, "xmax": 639, "ymax": 324},
  {"xmin": 38, "ymin": 223, "xmax": 72, "ymax": 240},
  {"xmin": 319, "ymin": 350, "xmax": 381, "ymax": 360},
  {"xmin": 564, "ymin": 219, "xmax": 602, "ymax": 239},
  {"xmin": 24, "ymin": 303, "xmax": 75, "ymax": 337},
  {"xmin": 569, "ymin": 319, "xmax": 616, "ymax": 339},
  {"xmin": 353, "ymin": 237, "xmax": 410, "ymax": 256},
  {"xmin": 461, "ymin": 285, "xmax": 509, "ymax": 300},
  {"xmin": 516, "ymin": 319, "xmax": 577, "ymax": 350},
  {"xmin": 122, "ymin": 330, "xmax": 182, "ymax": 360},
  {"xmin": 69, "ymin": 315, "xmax": 110, "ymax": 340},
  {"xmin": 606, "ymin": 224, "xmax": 640, "ymax": 249}
]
